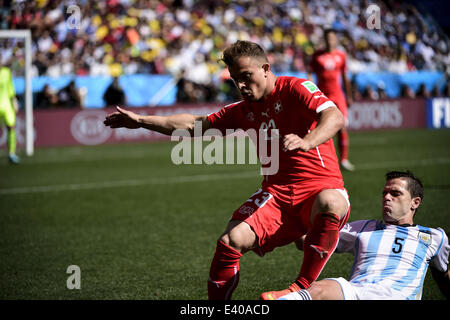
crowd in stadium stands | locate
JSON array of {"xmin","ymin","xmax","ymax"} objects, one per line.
[
  {"xmin": 1, "ymin": 0, "xmax": 449, "ymax": 105},
  {"xmin": 35, "ymin": 79, "xmax": 83, "ymax": 108}
]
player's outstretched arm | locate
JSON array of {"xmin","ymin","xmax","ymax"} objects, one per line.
[{"xmin": 104, "ymin": 106, "xmax": 210, "ymax": 136}]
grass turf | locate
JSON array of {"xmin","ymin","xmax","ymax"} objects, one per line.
[{"xmin": 0, "ymin": 128, "xmax": 449, "ymax": 299}]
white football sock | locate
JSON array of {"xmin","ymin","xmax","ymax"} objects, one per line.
[{"xmin": 278, "ymin": 289, "xmax": 312, "ymax": 300}]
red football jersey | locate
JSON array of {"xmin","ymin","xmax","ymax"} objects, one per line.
[
  {"xmin": 310, "ymin": 49, "xmax": 347, "ymax": 102},
  {"xmin": 207, "ymin": 76, "xmax": 344, "ymax": 186}
]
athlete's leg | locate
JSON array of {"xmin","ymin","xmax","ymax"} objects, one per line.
[
  {"xmin": 338, "ymin": 127, "xmax": 349, "ymax": 162},
  {"xmin": 7, "ymin": 125, "xmax": 17, "ymax": 155},
  {"xmin": 339, "ymin": 128, "xmax": 355, "ymax": 171},
  {"xmin": 333, "ymin": 98, "xmax": 354, "ymax": 170},
  {"xmin": 209, "ymin": 185, "xmax": 291, "ymax": 300},
  {"xmin": 295, "ymin": 189, "xmax": 349, "ymax": 289},
  {"xmin": 261, "ymin": 188, "xmax": 350, "ymax": 300},
  {"xmin": 208, "ymin": 220, "xmax": 257, "ymax": 300},
  {"xmin": 7, "ymin": 126, "xmax": 19, "ymax": 164},
  {"xmin": 4, "ymin": 106, "xmax": 19, "ymax": 164},
  {"xmin": 279, "ymin": 279, "xmax": 345, "ymax": 300},
  {"xmin": 220, "ymin": 220, "xmax": 257, "ymax": 253}
]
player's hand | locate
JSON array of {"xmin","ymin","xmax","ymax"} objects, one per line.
[
  {"xmin": 104, "ymin": 106, "xmax": 141, "ymax": 129},
  {"xmin": 282, "ymin": 134, "xmax": 311, "ymax": 152}
]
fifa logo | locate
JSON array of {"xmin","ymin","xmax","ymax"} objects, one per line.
[{"xmin": 366, "ymin": 4, "xmax": 381, "ymax": 30}]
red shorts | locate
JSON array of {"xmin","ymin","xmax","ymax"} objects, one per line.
[{"xmin": 231, "ymin": 181, "xmax": 350, "ymax": 256}]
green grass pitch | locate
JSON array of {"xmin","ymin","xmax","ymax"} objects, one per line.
[{"xmin": 1, "ymin": 128, "xmax": 449, "ymax": 300}]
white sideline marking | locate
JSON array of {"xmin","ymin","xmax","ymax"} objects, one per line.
[
  {"xmin": 0, "ymin": 171, "xmax": 259, "ymax": 195},
  {"xmin": 355, "ymin": 157, "xmax": 450, "ymax": 170},
  {"xmin": 1, "ymin": 157, "xmax": 449, "ymax": 195}
]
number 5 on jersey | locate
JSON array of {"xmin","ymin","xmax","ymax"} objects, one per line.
[{"xmin": 392, "ymin": 237, "xmax": 405, "ymax": 254}]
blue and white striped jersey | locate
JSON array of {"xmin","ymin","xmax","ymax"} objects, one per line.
[{"xmin": 336, "ymin": 220, "xmax": 450, "ymax": 300}]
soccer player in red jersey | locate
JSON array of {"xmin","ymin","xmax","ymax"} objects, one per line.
[
  {"xmin": 308, "ymin": 29, "xmax": 355, "ymax": 171},
  {"xmin": 104, "ymin": 40, "xmax": 350, "ymax": 300}
]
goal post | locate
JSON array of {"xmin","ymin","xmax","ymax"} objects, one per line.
[{"xmin": 0, "ymin": 29, "xmax": 33, "ymax": 156}]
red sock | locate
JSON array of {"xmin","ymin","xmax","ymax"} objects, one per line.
[
  {"xmin": 208, "ymin": 240, "xmax": 242, "ymax": 300},
  {"xmin": 295, "ymin": 212, "xmax": 341, "ymax": 289},
  {"xmin": 338, "ymin": 130, "xmax": 349, "ymax": 161}
]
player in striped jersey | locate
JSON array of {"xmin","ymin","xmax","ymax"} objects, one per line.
[{"xmin": 280, "ymin": 170, "xmax": 449, "ymax": 300}]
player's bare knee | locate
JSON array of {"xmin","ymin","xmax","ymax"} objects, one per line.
[
  {"xmin": 219, "ymin": 232, "xmax": 245, "ymax": 253},
  {"xmin": 230, "ymin": 229, "xmax": 252, "ymax": 253},
  {"xmin": 219, "ymin": 233, "xmax": 231, "ymax": 247},
  {"xmin": 308, "ymin": 281, "xmax": 334, "ymax": 300},
  {"xmin": 219, "ymin": 221, "xmax": 255, "ymax": 253},
  {"xmin": 219, "ymin": 220, "xmax": 239, "ymax": 247},
  {"xmin": 307, "ymin": 282, "xmax": 325, "ymax": 300},
  {"xmin": 314, "ymin": 190, "xmax": 348, "ymax": 218}
]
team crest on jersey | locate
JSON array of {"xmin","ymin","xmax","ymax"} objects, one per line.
[
  {"xmin": 239, "ymin": 205, "xmax": 255, "ymax": 216},
  {"xmin": 418, "ymin": 231, "xmax": 432, "ymax": 245},
  {"xmin": 246, "ymin": 112, "xmax": 255, "ymax": 122},
  {"xmin": 301, "ymin": 80, "xmax": 320, "ymax": 93},
  {"xmin": 273, "ymin": 100, "xmax": 282, "ymax": 114}
]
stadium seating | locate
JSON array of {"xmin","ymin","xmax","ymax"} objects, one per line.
[{"xmin": 1, "ymin": 0, "xmax": 449, "ymax": 106}]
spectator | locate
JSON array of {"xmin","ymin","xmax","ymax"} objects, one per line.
[
  {"xmin": 401, "ymin": 84, "xmax": 416, "ymax": 99},
  {"xmin": 377, "ymin": 82, "xmax": 387, "ymax": 99},
  {"xmin": 1, "ymin": 0, "xmax": 448, "ymax": 80},
  {"xmin": 416, "ymin": 83, "xmax": 431, "ymax": 98},
  {"xmin": 444, "ymin": 82, "xmax": 450, "ymax": 97},
  {"xmin": 363, "ymin": 85, "xmax": 378, "ymax": 100},
  {"xmin": 431, "ymin": 84, "xmax": 442, "ymax": 97},
  {"xmin": 57, "ymin": 80, "xmax": 81, "ymax": 108},
  {"xmin": 103, "ymin": 77, "xmax": 126, "ymax": 107},
  {"xmin": 1, "ymin": 0, "xmax": 449, "ymax": 102},
  {"xmin": 176, "ymin": 78, "xmax": 198, "ymax": 103},
  {"xmin": 35, "ymin": 84, "xmax": 58, "ymax": 109}
]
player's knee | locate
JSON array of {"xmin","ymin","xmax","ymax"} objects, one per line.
[
  {"xmin": 219, "ymin": 232, "xmax": 244, "ymax": 252},
  {"xmin": 307, "ymin": 283, "xmax": 323, "ymax": 300},
  {"xmin": 219, "ymin": 233, "xmax": 232, "ymax": 247},
  {"xmin": 219, "ymin": 222, "xmax": 255, "ymax": 253},
  {"xmin": 314, "ymin": 190, "xmax": 348, "ymax": 217},
  {"xmin": 308, "ymin": 281, "xmax": 330, "ymax": 300},
  {"xmin": 308, "ymin": 280, "xmax": 344, "ymax": 300}
]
